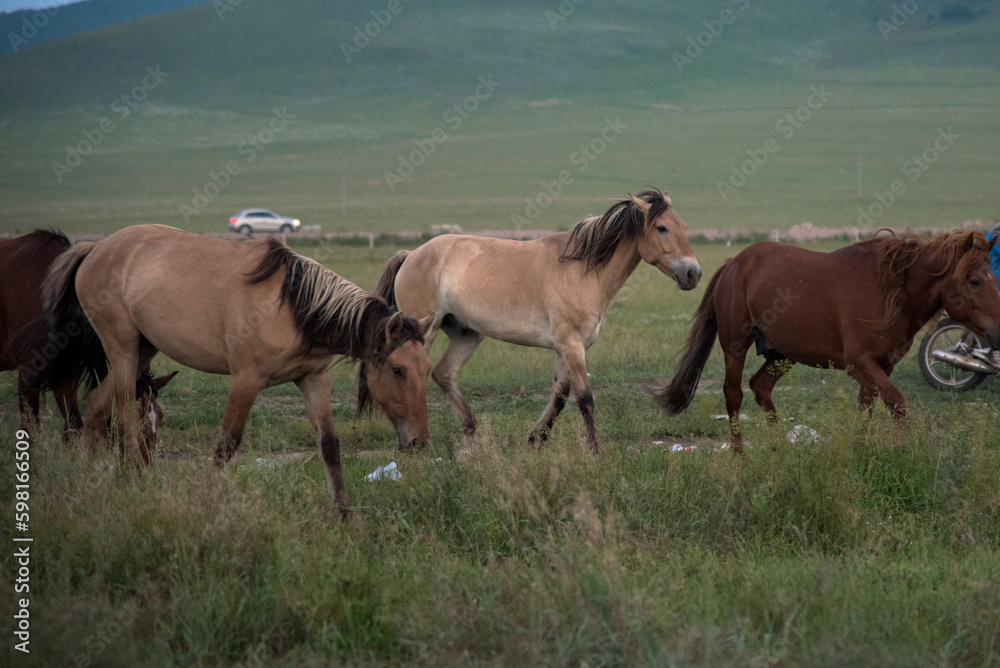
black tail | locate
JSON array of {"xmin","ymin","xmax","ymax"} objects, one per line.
[
  {"xmin": 375, "ymin": 250, "xmax": 409, "ymax": 309},
  {"xmin": 654, "ymin": 260, "xmax": 729, "ymax": 415},
  {"xmin": 22, "ymin": 243, "xmax": 108, "ymax": 392}
]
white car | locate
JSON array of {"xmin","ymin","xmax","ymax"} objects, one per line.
[{"xmin": 229, "ymin": 209, "xmax": 300, "ymax": 234}]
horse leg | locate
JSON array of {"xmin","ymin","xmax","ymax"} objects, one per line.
[
  {"xmin": 748, "ymin": 355, "xmax": 791, "ymax": 425},
  {"xmin": 106, "ymin": 349, "xmax": 145, "ymax": 467},
  {"xmin": 559, "ymin": 345, "xmax": 600, "ymax": 454},
  {"xmin": 214, "ymin": 374, "xmax": 263, "ymax": 466},
  {"xmin": 432, "ymin": 322, "xmax": 484, "ymax": 436},
  {"xmin": 849, "ymin": 359, "xmax": 906, "ymax": 446},
  {"xmin": 82, "ymin": 374, "xmax": 116, "ymax": 456},
  {"xmin": 52, "ymin": 376, "xmax": 83, "ymax": 440},
  {"xmin": 16, "ymin": 373, "xmax": 41, "ymax": 433},
  {"xmin": 722, "ymin": 350, "xmax": 748, "ymax": 453},
  {"xmin": 296, "ymin": 371, "xmax": 350, "ymax": 518},
  {"xmin": 857, "ymin": 384, "xmax": 877, "ymax": 416},
  {"xmin": 528, "ymin": 353, "xmax": 571, "ymax": 447}
]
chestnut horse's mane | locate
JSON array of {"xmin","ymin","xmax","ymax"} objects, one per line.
[
  {"xmin": 559, "ymin": 188, "xmax": 669, "ymax": 274},
  {"xmin": 858, "ymin": 229, "xmax": 991, "ymax": 325}
]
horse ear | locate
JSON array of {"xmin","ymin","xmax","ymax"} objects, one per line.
[
  {"xmin": 416, "ymin": 314, "xmax": 435, "ymax": 337},
  {"xmin": 384, "ymin": 311, "xmax": 404, "ymax": 345},
  {"xmin": 629, "ymin": 193, "xmax": 652, "ymax": 215},
  {"xmin": 153, "ymin": 370, "xmax": 179, "ymax": 391}
]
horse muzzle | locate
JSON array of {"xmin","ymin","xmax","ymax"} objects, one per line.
[
  {"xmin": 671, "ymin": 258, "xmax": 702, "ymax": 291},
  {"xmin": 396, "ymin": 423, "xmax": 429, "ymax": 452}
]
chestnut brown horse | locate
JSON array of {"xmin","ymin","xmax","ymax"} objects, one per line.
[
  {"xmin": 40, "ymin": 224, "xmax": 431, "ymax": 516},
  {"xmin": 377, "ymin": 189, "xmax": 702, "ymax": 453},
  {"xmin": 657, "ymin": 230, "xmax": 1000, "ymax": 450},
  {"xmin": 2, "ymin": 230, "xmax": 173, "ymax": 442}
]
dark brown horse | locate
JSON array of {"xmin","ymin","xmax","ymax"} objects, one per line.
[
  {"xmin": 2, "ymin": 230, "xmax": 173, "ymax": 441},
  {"xmin": 1, "ymin": 231, "xmax": 81, "ymax": 432},
  {"xmin": 657, "ymin": 230, "xmax": 1000, "ymax": 449},
  {"xmin": 38, "ymin": 225, "xmax": 431, "ymax": 516}
]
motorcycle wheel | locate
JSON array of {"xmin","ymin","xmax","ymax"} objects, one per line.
[{"xmin": 918, "ymin": 318, "xmax": 987, "ymax": 392}]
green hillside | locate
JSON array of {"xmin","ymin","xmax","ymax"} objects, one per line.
[
  {"xmin": 1, "ymin": 0, "xmax": 999, "ymax": 236},
  {"xmin": 0, "ymin": 0, "xmax": 204, "ymax": 56}
]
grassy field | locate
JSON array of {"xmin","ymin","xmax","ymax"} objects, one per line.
[{"xmin": 2, "ymin": 240, "xmax": 1000, "ymax": 666}]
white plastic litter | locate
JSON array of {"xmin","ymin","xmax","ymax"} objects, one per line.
[
  {"xmin": 366, "ymin": 461, "xmax": 402, "ymax": 482},
  {"xmin": 669, "ymin": 443, "xmax": 698, "ymax": 453},
  {"xmin": 786, "ymin": 425, "xmax": 820, "ymax": 444}
]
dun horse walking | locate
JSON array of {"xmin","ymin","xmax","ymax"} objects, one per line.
[
  {"xmin": 2, "ymin": 230, "xmax": 173, "ymax": 443},
  {"xmin": 377, "ymin": 189, "xmax": 702, "ymax": 452},
  {"xmin": 40, "ymin": 224, "xmax": 431, "ymax": 515},
  {"xmin": 657, "ymin": 230, "xmax": 1000, "ymax": 449}
]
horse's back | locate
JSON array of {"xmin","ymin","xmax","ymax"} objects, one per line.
[
  {"xmin": 714, "ymin": 241, "xmax": 880, "ymax": 367},
  {"xmin": 394, "ymin": 233, "xmax": 575, "ymax": 344},
  {"xmin": 74, "ymin": 225, "xmax": 300, "ymax": 376}
]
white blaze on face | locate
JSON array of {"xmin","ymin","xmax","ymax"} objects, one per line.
[{"xmin": 147, "ymin": 404, "xmax": 157, "ymax": 434}]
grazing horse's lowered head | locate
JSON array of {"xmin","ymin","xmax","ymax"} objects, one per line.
[
  {"xmin": 356, "ymin": 309, "xmax": 432, "ymax": 451},
  {"xmin": 250, "ymin": 236, "xmax": 433, "ymax": 454},
  {"xmin": 560, "ymin": 188, "xmax": 702, "ymax": 290}
]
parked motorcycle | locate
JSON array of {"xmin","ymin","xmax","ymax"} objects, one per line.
[{"xmin": 918, "ymin": 317, "xmax": 1000, "ymax": 391}]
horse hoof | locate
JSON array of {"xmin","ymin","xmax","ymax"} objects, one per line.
[{"xmin": 527, "ymin": 431, "xmax": 548, "ymax": 449}]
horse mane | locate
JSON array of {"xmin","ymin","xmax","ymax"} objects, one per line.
[
  {"xmin": 857, "ymin": 229, "xmax": 991, "ymax": 325},
  {"xmin": 244, "ymin": 239, "xmax": 424, "ymax": 418},
  {"xmin": 559, "ymin": 188, "xmax": 669, "ymax": 273},
  {"xmin": 246, "ymin": 238, "xmax": 387, "ymax": 357},
  {"xmin": 24, "ymin": 228, "xmax": 72, "ymax": 252}
]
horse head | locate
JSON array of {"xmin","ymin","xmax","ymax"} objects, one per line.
[
  {"xmin": 357, "ymin": 311, "xmax": 432, "ymax": 451},
  {"xmin": 134, "ymin": 370, "xmax": 178, "ymax": 464},
  {"xmin": 941, "ymin": 233, "xmax": 1000, "ymax": 348},
  {"xmin": 631, "ymin": 191, "xmax": 702, "ymax": 290}
]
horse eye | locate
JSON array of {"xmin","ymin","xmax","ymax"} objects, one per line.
[
  {"xmin": 969, "ymin": 278, "xmax": 983, "ymax": 289},
  {"xmin": 656, "ymin": 225, "xmax": 668, "ymax": 233},
  {"xmin": 391, "ymin": 367, "xmax": 403, "ymax": 377}
]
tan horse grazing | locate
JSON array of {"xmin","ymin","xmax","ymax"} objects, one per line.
[
  {"xmin": 376, "ymin": 189, "xmax": 702, "ymax": 453},
  {"xmin": 39, "ymin": 224, "xmax": 431, "ymax": 516},
  {"xmin": 657, "ymin": 230, "xmax": 1000, "ymax": 450}
]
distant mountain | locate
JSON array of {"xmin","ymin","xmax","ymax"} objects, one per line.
[{"xmin": 1, "ymin": 0, "xmax": 204, "ymax": 55}]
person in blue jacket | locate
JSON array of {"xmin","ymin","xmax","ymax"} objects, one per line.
[
  {"xmin": 985, "ymin": 222, "xmax": 1000, "ymax": 365},
  {"xmin": 989, "ymin": 222, "xmax": 1000, "ymax": 283}
]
